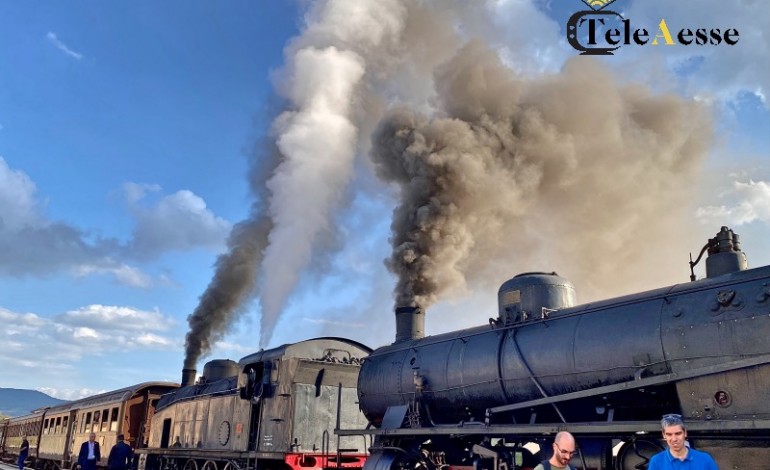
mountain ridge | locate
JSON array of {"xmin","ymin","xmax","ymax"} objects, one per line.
[{"xmin": 0, "ymin": 388, "xmax": 69, "ymax": 418}]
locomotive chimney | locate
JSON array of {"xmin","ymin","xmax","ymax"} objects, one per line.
[
  {"xmin": 181, "ymin": 368, "xmax": 196, "ymax": 387},
  {"xmin": 395, "ymin": 306, "xmax": 425, "ymax": 343}
]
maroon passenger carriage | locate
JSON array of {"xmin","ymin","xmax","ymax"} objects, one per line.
[{"xmin": 1, "ymin": 382, "xmax": 178, "ymax": 470}]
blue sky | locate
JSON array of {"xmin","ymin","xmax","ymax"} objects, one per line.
[{"xmin": 1, "ymin": 0, "xmax": 768, "ymax": 400}]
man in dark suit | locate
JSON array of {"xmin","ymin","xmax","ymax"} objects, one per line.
[
  {"xmin": 18, "ymin": 436, "xmax": 29, "ymax": 470},
  {"xmin": 108, "ymin": 435, "xmax": 133, "ymax": 470},
  {"xmin": 78, "ymin": 433, "xmax": 101, "ymax": 470}
]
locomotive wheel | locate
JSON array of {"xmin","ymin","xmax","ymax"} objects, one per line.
[
  {"xmin": 364, "ymin": 450, "xmax": 405, "ymax": 470},
  {"xmin": 615, "ymin": 439, "xmax": 665, "ymax": 470},
  {"xmin": 42, "ymin": 461, "xmax": 58, "ymax": 470},
  {"xmin": 183, "ymin": 460, "xmax": 199, "ymax": 470},
  {"xmin": 222, "ymin": 461, "xmax": 241, "ymax": 470},
  {"xmin": 202, "ymin": 461, "xmax": 218, "ymax": 470},
  {"xmin": 160, "ymin": 457, "xmax": 179, "ymax": 470}
]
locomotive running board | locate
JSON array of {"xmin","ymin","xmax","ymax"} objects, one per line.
[
  {"xmin": 486, "ymin": 352, "xmax": 770, "ymax": 416},
  {"xmin": 339, "ymin": 417, "xmax": 770, "ymax": 436}
]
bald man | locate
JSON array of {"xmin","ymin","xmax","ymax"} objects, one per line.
[{"xmin": 534, "ymin": 431, "xmax": 576, "ymax": 470}]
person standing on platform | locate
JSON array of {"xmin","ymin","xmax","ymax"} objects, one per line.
[
  {"xmin": 18, "ymin": 436, "xmax": 30, "ymax": 470},
  {"xmin": 534, "ymin": 431, "xmax": 577, "ymax": 470},
  {"xmin": 647, "ymin": 414, "xmax": 718, "ymax": 470},
  {"xmin": 77, "ymin": 433, "xmax": 101, "ymax": 470},
  {"xmin": 108, "ymin": 434, "xmax": 133, "ymax": 470}
]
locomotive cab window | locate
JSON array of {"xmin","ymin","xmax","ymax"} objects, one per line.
[{"xmin": 241, "ymin": 363, "xmax": 267, "ymax": 400}]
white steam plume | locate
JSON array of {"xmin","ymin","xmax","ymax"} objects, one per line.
[{"xmin": 257, "ymin": 0, "xmax": 408, "ymax": 347}]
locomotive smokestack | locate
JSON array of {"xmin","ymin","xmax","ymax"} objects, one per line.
[
  {"xmin": 395, "ymin": 306, "xmax": 425, "ymax": 343},
  {"xmin": 181, "ymin": 368, "xmax": 196, "ymax": 388}
]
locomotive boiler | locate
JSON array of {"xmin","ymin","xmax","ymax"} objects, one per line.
[{"xmin": 350, "ymin": 227, "xmax": 770, "ymax": 470}]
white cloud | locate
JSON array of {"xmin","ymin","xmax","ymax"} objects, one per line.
[
  {"xmin": 125, "ymin": 186, "xmax": 232, "ymax": 259},
  {"xmin": 135, "ymin": 333, "xmax": 174, "ymax": 346},
  {"xmin": 122, "ymin": 182, "xmax": 162, "ymax": 204},
  {"xmin": 57, "ymin": 304, "xmax": 174, "ymax": 332},
  {"xmin": 0, "ymin": 307, "xmax": 45, "ymax": 331},
  {"xmin": 38, "ymin": 387, "xmax": 105, "ymax": 401},
  {"xmin": 0, "ymin": 156, "xmax": 42, "ymax": 230},
  {"xmin": 46, "ymin": 32, "xmax": 83, "ymax": 60},
  {"xmin": 0, "ymin": 159, "xmax": 230, "ymax": 285},
  {"xmin": 0, "ymin": 305, "xmax": 178, "ymax": 370},
  {"xmin": 73, "ymin": 326, "xmax": 99, "ymax": 339},
  {"xmin": 75, "ymin": 263, "xmax": 153, "ymax": 288},
  {"xmin": 0, "ymin": 302, "xmax": 182, "ymax": 397},
  {"xmin": 696, "ymin": 180, "xmax": 770, "ymax": 226}
]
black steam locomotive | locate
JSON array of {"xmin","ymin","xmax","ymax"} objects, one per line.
[{"xmin": 348, "ymin": 227, "xmax": 770, "ymax": 470}]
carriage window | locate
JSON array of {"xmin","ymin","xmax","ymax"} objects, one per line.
[
  {"xmin": 110, "ymin": 408, "xmax": 119, "ymax": 432},
  {"xmin": 101, "ymin": 408, "xmax": 110, "ymax": 432},
  {"xmin": 92, "ymin": 410, "xmax": 101, "ymax": 432},
  {"xmin": 63, "ymin": 416, "xmax": 69, "ymax": 432},
  {"xmin": 44, "ymin": 419, "xmax": 50, "ymax": 434},
  {"xmin": 84, "ymin": 412, "xmax": 92, "ymax": 433},
  {"xmin": 55, "ymin": 417, "xmax": 62, "ymax": 434}
]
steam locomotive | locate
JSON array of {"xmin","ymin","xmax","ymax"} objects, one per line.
[
  {"xmin": 133, "ymin": 338, "xmax": 371, "ymax": 470},
  {"xmin": 4, "ymin": 227, "xmax": 769, "ymax": 470},
  {"xmin": 349, "ymin": 226, "xmax": 770, "ymax": 470}
]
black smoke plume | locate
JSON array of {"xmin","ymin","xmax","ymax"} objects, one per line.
[{"xmin": 372, "ymin": 42, "xmax": 712, "ymax": 310}]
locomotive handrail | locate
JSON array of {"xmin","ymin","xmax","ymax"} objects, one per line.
[{"xmin": 485, "ymin": 352, "xmax": 770, "ymax": 416}]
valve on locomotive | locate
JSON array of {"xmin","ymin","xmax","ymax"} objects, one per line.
[{"xmin": 689, "ymin": 225, "xmax": 748, "ymax": 280}]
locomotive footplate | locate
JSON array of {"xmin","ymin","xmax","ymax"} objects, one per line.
[{"xmin": 337, "ymin": 418, "xmax": 770, "ymax": 437}]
